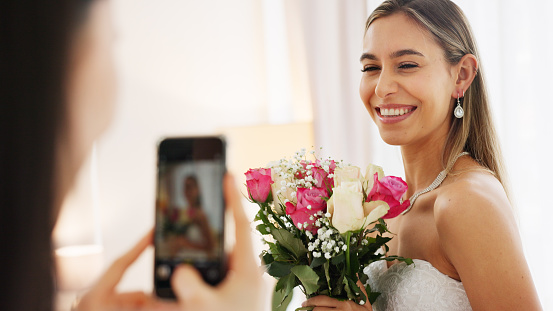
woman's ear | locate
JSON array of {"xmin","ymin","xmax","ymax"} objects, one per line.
[{"xmin": 452, "ymin": 54, "xmax": 478, "ymax": 97}]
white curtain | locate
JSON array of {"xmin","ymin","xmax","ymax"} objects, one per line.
[{"xmin": 282, "ymin": 0, "xmax": 552, "ymax": 308}]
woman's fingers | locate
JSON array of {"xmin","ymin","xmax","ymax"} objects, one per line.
[
  {"xmin": 171, "ymin": 264, "xmax": 215, "ymax": 308},
  {"xmin": 303, "ymin": 295, "xmax": 373, "ymax": 311},
  {"xmin": 94, "ymin": 229, "xmax": 153, "ymax": 294},
  {"xmin": 303, "ymin": 295, "xmax": 340, "ymax": 308},
  {"xmin": 224, "ymin": 174, "xmax": 256, "ymax": 272},
  {"xmin": 113, "ymin": 291, "xmax": 181, "ymax": 311}
]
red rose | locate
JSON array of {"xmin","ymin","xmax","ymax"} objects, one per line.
[
  {"xmin": 367, "ymin": 174, "xmax": 410, "ymax": 219},
  {"xmin": 285, "ymin": 187, "xmax": 328, "ymax": 233},
  {"xmin": 245, "ymin": 168, "xmax": 274, "ymax": 203}
]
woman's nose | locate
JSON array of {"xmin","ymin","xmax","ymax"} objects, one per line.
[{"xmin": 374, "ymin": 69, "xmax": 398, "ymax": 99}]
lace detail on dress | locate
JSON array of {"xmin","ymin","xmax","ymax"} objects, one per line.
[{"xmin": 364, "ymin": 259, "xmax": 472, "ymax": 311}]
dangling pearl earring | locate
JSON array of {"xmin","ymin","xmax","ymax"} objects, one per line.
[{"xmin": 454, "ymin": 92, "xmax": 464, "ymax": 119}]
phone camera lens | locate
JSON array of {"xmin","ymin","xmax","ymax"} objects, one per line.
[{"xmin": 156, "ymin": 265, "xmax": 171, "ymax": 280}]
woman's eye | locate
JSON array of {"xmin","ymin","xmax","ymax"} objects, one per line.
[
  {"xmin": 399, "ymin": 63, "xmax": 418, "ymax": 69},
  {"xmin": 361, "ymin": 66, "xmax": 380, "ymax": 72}
]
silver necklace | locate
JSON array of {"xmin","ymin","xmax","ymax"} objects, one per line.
[{"xmin": 401, "ymin": 152, "xmax": 470, "ymax": 216}]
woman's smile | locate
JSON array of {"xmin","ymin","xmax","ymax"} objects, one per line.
[{"xmin": 376, "ymin": 105, "xmax": 417, "ymax": 124}]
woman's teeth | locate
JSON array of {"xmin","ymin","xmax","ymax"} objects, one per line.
[{"xmin": 380, "ymin": 108, "xmax": 413, "ymax": 117}]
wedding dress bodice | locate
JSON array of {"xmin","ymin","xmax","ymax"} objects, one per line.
[{"xmin": 364, "ymin": 259, "xmax": 472, "ymax": 311}]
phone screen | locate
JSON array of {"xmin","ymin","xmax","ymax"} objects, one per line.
[{"xmin": 154, "ymin": 137, "xmax": 226, "ymax": 299}]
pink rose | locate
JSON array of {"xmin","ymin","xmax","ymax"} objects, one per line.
[
  {"xmin": 311, "ymin": 166, "xmax": 330, "ymax": 188},
  {"xmin": 285, "ymin": 187, "xmax": 328, "ymax": 233},
  {"xmin": 245, "ymin": 168, "xmax": 274, "ymax": 203},
  {"xmin": 311, "ymin": 160, "xmax": 336, "ymax": 190},
  {"xmin": 367, "ymin": 174, "xmax": 410, "ymax": 219}
]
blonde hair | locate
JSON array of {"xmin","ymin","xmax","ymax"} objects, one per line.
[{"xmin": 366, "ymin": 0, "xmax": 510, "ymax": 198}]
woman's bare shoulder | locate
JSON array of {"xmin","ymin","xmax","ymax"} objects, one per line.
[
  {"xmin": 434, "ymin": 164, "xmax": 513, "ymax": 225},
  {"xmin": 432, "ymin": 165, "xmax": 520, "ymax": 260},
  {"xmin": 430, "ymin": 165, "xmax": 541, "ymax": 309}
]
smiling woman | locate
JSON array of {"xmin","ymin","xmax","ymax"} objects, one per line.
[{"xmin": 303, "ymin": 0, "xmax": 542, "ymax": 310}]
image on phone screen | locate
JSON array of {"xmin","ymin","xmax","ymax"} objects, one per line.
[{"xmin": 154, "ymin": 137, "xmax": 225, "ymax": 298}]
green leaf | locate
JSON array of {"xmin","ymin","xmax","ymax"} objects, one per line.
[
  {"xmin": 359, "ymin": 271, "xmax": 368, "ymax": 285},
  {"xmin": 272, "ymin": 228, "xmax": 308, "ymax": 258},
  {"xmin": 346, "ymin": 276, "xmax": 363, "ymax": 299},
  {"xmin": 310, "ymin": 256, "xmax": 326, "ymax": 268},
  {"xmin": 268, "ymin": 242, "xmax": 294, "ymax": 262},
  {"xmin": 274, "ymin": 273, "xmax": 297, "ymax": 308},
  {"xmin": 291, "ymin": 265, "xmax": 320, "ymax": 295},
  {"xmin": 254, "ymin": 210, "xmax": 263, "ymax": 221},
  {"xmin": 342, "ymin": 276, "xmax": 354, "ymax": 300},
  {"xmin": 256, "ymin": 223, "xmax": 272, "ymax": 235},
  {"xmin": 267, "ymin": 261, "xmax": 293, "ymax": 277},
  {"xmin": 331, "ymin": 252, "xmax": 345, "ymax": 265},
  {"xmin": 368, "ymin": 292, "xmax": 381, "ymax": 305},
  {"xmin": 364, "ymin": 281, "xmax": 380, "ymax": 304},
  {"xmin": 262, "ymin": 252, "xmax": 274, "ymax": 265},
  {"xmin": 332, "ymin": 274, "xmax": 344, "ymax": 296},
  {"xmin": 272, "ymin": 282, "xmax": 294, "ymax": 311},
  {"xmin": 349, "ymin": 250, "xmax": 360, "ymax": 276},
  {"xmin": 323, "ymin": 260, "xmax": 331, "ymax": 292}
]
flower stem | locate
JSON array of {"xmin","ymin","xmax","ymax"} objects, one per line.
[{"xmin": 345, "ymin": 231, "xmax": 352, "ymax": 275}]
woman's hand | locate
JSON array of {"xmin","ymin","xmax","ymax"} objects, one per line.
[
  {"xmin": 75, "ymin": 230, "xmax": 177, "ymax": 311},
  {"xmin": 170, "ymin": 174, "xmax": 265, "ymax": 311},
  {"xmin": 76, "ymin": 174, "xmax": 264, "ymax": 311},
  {"xmin": 302, "ymin": 296, "xmax": 373, "ymax": 311}
]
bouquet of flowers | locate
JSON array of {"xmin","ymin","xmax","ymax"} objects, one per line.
[{"xmin": 245, "ymin": 149, "xmax": 413, "ymax": 311}]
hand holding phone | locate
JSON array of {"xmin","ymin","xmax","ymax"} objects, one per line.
[
  {"xmin": 170, "ymin": 175, "xmax": 265, "ymax": 311},
  {"xmin": 75, "ymin": 175, "xmax": 264, "ymax": 311}
]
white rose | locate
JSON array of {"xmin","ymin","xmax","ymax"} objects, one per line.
[
  {"xmin": 334, "ymin": 166, "xmax": 361, "ymax": 187},
  {"xmin": 362, "ymin": 201, "xmax": 390, "ymax": 226},
  {"xmin": 271, "ymin": 168, "xmax": 295, "ymax": 215},
  {"xmin": 328, "ymin": 181, "xmax": 388, "ymax": 233},
  {"xmin": 364, "ymin": 164, "xmax": 384, "ymax": 195}
]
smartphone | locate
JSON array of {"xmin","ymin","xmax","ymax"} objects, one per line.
[{"xmin": 154, "ymin": 136, "xmax": 226, "ymax": 299}]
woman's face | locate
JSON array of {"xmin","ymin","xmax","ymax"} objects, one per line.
[
  {"xmin": 359, "ymin": 13, "xmax": 457, "ymax": 147},
  {"xmin": 184, "ymin": 178, "xmax": 200, "ymax": 204}
]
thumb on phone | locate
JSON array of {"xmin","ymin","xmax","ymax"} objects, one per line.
[{"xmin": 171, "ymin": 265, "xmax": 214, "ymax": 304}]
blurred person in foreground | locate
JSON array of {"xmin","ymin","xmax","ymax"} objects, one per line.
[{"xmin": 0, "ymin": 0, "xmax": 263, "ymax": 310}]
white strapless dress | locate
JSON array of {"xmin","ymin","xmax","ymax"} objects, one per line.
[{"xmin": 364, "ymin": 259, "xmax": 472, "ymax": 311}]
